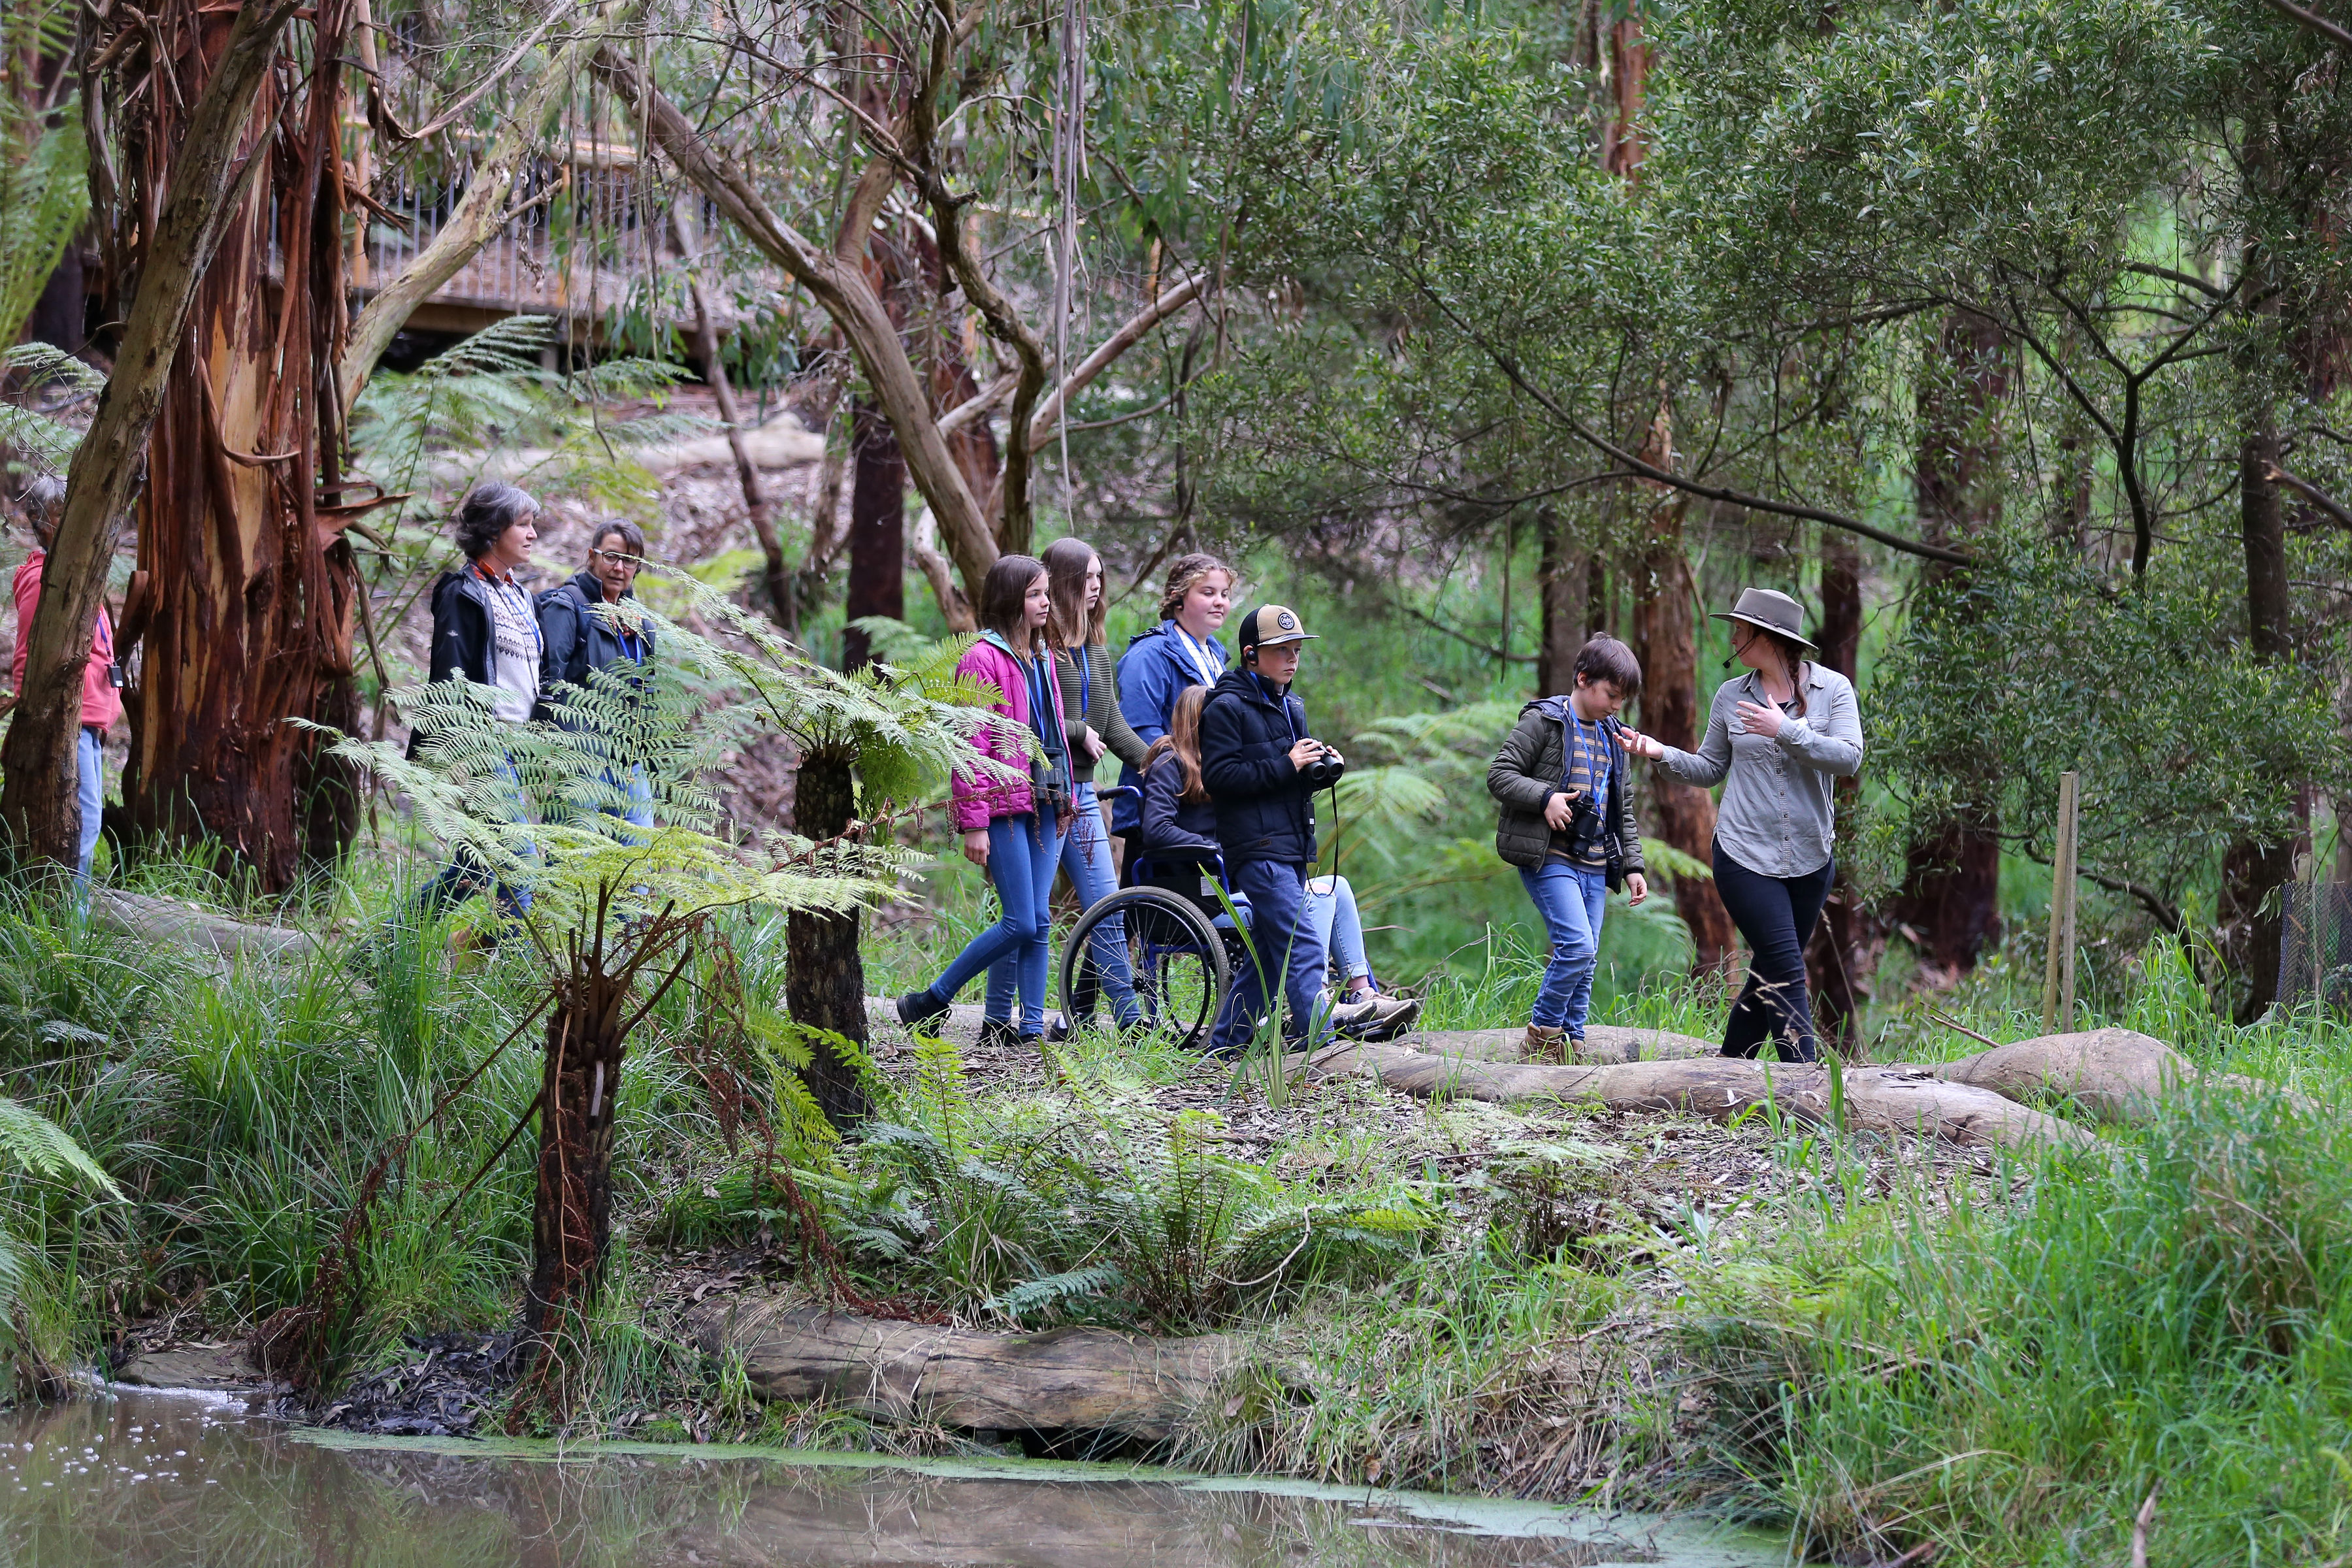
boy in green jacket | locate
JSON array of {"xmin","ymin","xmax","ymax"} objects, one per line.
[{"xmin": 1486, "ymin": 636, "xmax": 1650, "ymax": 1061}]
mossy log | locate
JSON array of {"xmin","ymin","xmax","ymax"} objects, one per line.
[
  {"xmin": 1296, "ymin": 1038, "xmax": 2091, "ymax": 1149},
  {"xmin": 687, "ymin": 1298, "xmax": 1242, "ymax": 1441}
]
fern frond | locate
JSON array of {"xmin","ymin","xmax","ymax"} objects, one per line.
[{"xmin": 0, "ymin": 1098, "xmax": 120, "ymax": 1199}]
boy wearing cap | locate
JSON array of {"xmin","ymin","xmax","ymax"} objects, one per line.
[{"xmin": 1199, "ymin": 604, "xmax": 1345, "ymax": 1052}]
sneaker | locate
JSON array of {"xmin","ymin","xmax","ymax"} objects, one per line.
[
  {"xmin": 896, "ymin": 989, "xmax": 952, "ymax": 1033},
  {"xmin": 975, "ymin": 1018, "xmax": 1019, "ymax": 1051},
  {"xmin": 1045, "ymin": 1012, "xmax": 1073, "ymax": 1044},
  {"xmin": 1522, "ymin": 1024, "xmax": 1568, "ymax": 1064},
  {"xmin": 1341, "ymin": 993, "xmax": 1420, "ymax": 1041}
]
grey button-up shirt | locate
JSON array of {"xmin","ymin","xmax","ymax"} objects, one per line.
[{"xmin": 1655, "ymin": 664, "xmax": 1863, "ymax": 877}]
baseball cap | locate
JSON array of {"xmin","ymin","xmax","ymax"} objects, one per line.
[{"xmin": 1236, "ymin": 604, "xmax": 1318, "ymax": 653}]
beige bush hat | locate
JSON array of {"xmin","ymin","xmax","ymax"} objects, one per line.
[{"xmin": 1711, "ymin": 587, "xmax": 1817, "ymax": 650}]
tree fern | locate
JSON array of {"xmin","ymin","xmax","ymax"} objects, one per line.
[
  {"xmin": 0, "ymin": 100, "xmax": 88, "ymax": 344},
  {"xmin": 0, "ymin": 344, "xmax": 105, "ymax": 475},
  {"xmin": 0, "ymin": 1097, "xmax": 119, "ymax": 1200}
]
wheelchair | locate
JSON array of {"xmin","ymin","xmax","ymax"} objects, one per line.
[{"xmin": 1054, "ymin": 790, "xmax": 1244, "ymax": 1051}]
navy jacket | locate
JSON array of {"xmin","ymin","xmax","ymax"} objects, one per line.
[
  {"xmin": 409, "ymin": 569, "xmax": 499, "ymax": 759},
  {"xmin": 1138, "ymin": 752, "xmax": 1221, "ymax": 862},
  {"xmin": 1111, "ymin": 620, "xmax": 1226, "ymax": 832},
  {"xmin": 1198, "ymin": 666, "xmax": 1333, "ymax": 865},
  {"xmin": 534, "ymin": 570, "xmax": 653, "ymax": 724}
]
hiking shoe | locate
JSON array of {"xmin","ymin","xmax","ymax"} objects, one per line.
[
  {"xmin": 895, "ymin": 989, "xmax": 952, "ymax": 1033},
  {"xmin": 1522, "ymin": 1024, "xmax": 1568, "ymax": 1064},
  {"xmin": 975, "ymin": 1018, "xmax": 1020, "ymax": 1051},
  {"xmin": 1338, "ymin": 993, "xmax": 1421, "ymax": 1041}
]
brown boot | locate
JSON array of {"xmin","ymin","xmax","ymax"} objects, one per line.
[{"xmin": 1522, "ymin": 1024, "xmax": 1568, "ymax": 1064}]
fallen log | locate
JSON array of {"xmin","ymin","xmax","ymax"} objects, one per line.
[
  {"xmin": 91, "ymin": 889, "xmax": 319, "ymax": 961},
  {"xmin": 1393, "ymin": 1025, "xmax": 1718, "ymax": 1064},
  {"xmin": 1294, "ymin": 1040, "xmax": 2093, "ymax": 1149},
  {"xmin": 687, "ymin": 1298, "xmax": 1242, "ymax": 1442},
  {"xmin": 1907, "ymin": 1028, "xmax": 2304, "ymax": 1122}
]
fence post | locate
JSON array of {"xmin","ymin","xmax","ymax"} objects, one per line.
[{"xmin": 2043, "ymin": 771, "xmax": 2080, "ymax": 1034}]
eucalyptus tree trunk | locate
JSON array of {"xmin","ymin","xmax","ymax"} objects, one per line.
[
  {"xmin": 1805, "ymin": 529, "xmax": 1868, "ymax": 1050},
  {"xmin": 114, "ymin": 0, "xmax": 367, "ymax": 889},
  {"xmin": 1631, "ymin": 504, "xmax": 1735, "ymax": 972},
  {"xmin": 1534, "ymin": 505, "xmax": 1584, "ymax": 696},
  {"xmin": 0, "ymin": 0, "xmax": 303, "ymax": 874},
  {"xmin": 841, "ymin": 402, "xmax": 907, "ymax": 674},
  {"xmin": 1888, "ymin": 308, "xmax": 2008, "ymax": 977},
  {"xmin": 2219, "ymin": 416, "xmax": 2303, "ymax": 1019}
]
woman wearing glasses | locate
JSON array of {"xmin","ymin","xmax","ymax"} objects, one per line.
[{"xmin": 536, "ymin": 519, "xmax": 657, "ymax": 828}]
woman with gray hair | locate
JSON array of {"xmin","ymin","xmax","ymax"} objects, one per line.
[
  {"xmin": 1617, "ymin": 588, "xmax": 1863, "ymax": 1064},
  {"xmin": 410, "ymin": 482, "xmax": 542, "ymax": 921}
]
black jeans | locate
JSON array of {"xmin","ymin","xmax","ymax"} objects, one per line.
[{"xmin": 1712, "ymin": 841, "xmax": 1835, "ymax": 1063}]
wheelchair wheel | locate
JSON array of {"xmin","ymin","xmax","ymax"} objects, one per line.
[{"xmin": 1058, "ymin": 886, "xmax": 1233, "ymax": 1053}]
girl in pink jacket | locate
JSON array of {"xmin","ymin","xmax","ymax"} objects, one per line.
[{"xmin": 896, "ymin": 555, "xmax": 1073, "ymax": 1044}]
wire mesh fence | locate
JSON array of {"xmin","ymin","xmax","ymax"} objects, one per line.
[{"xmin": 2278, "ymin": 883, "xmax": 2352, "ymax": 1013}]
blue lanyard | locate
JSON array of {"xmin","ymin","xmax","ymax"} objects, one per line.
[
  {"xmin": 1569, "ymin": 712, "xmax": 1609, "ymax": 790},
  {"xmin": 1075, "ymin": 647, "xmax": 1090, "ymax": 717}
]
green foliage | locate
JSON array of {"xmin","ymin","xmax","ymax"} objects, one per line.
[
  {"xmin": 0, "ymin": 97, "xmax": 88, "ymax": 346},
  {"xmin": 1868, "ymin": 542, "xmax": 2347, "ymax": 903},
  {"xmin": 0, "ymin": 344, "xmax": 104, "ymax": 478},
  {"xmin": 348, "ymin": 316, "xmax": 707, "ymax": 536},
  {"xmin": 1701, "ymin": 1083, "xmax": 2352, "ymax": 1564},
  {"xmin": 681, "ymin": 1039, "xmax": 1439, "ymax": 1331}
]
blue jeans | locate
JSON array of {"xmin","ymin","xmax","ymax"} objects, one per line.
[
  {"xmin": 985, "ymin": 783, "xmax": 1138, "ymax": 1026},
  {"xmin": 1213, "ymin": 858, "xmax": 1328, "ymax": 1053},
  {"xmin": 1303, "ymin": 874, "xmax": 1368, "ymax": 985},
  {"xmin": 74, "ymin": 727, "xmax": 104, "ymax": 886},
  {"xmin": 1520, "ymin": 861, "xmax": 1609, "ymax": 1035},
  {"xmin": 927, "ymin": 812, "xmax": 1063, "ymax": 1034},
  {"xmin": 416, "ymin": 754, "xmax": 534, "ymax": 921}
]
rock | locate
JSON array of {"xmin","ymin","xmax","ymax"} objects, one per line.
[
  {"xmin": 687, "ymin": 1299, "xmax": 1243, "ymax": 1442},
  {"xmin": 111, "ymin": 1343, "xmax": 261, "ymax": 1392}
]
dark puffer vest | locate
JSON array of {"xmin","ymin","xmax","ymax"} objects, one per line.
[{"xmin": 1486, "ymin": 698, "xmax": 1645, "ymax": 889}]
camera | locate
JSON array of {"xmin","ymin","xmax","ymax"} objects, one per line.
[{"xmin": 1301, "ymin": 744, "xmax": 1346, "ymax": 788}]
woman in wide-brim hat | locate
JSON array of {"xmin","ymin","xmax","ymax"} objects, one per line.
[{"xmin": 1618, "ymin": 588, "xmax": 1863, "ymax": 1062}]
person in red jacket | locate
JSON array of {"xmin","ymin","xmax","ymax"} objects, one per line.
[{"xmin": 9, "ymin": 478, "xmax": 122, "ymax": 885}]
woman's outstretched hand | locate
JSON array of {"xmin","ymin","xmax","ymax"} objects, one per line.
[
  {"xmin": 1615, "ymin": 727, "xmax": 1665, "ymax": 760},
  {"xmin": 962, "ymin": 829, "xmax": 991, "ymax": 868},
  {"xmin": 1735, "ymin": 700, "xmax": 1786, "ymax": 739}
]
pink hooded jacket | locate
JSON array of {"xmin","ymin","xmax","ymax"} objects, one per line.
[{"xmin": 950, "ymin": 634, "xmax": 1068, "ymax": 833}]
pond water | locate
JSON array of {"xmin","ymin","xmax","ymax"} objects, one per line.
[{"xmin": 0, "ymin": 1388, "xmax": 1788, "ymax": 1567}]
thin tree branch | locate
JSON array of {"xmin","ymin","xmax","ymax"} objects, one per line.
[
  {"xmin": 2261, "ymin": 0, "xmax": 2352, "ymax": 48},
  {"xmin": 2267, "ymin": 464, "xmax": 2352, "ymax": 531}
]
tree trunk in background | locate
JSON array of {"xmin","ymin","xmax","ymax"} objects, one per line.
[
  {"xmin": 114, "ymin": 0, "xmax": 365, "ymax": 890},
  {"xmin": 840, "ymin": 398, "xmax": 906, "ymax": 674},
  {"xmin": 2220, "ymin": 428, "xmax": 2299, "ymax": 1019},
  {"xmin": 1633, "ymin": 501, "xmax": 1734, "ymax": 972},
  {"xmin": 1535, "ymin": 505, "xmax": 1584, "ymax": 694},
  {"xmin": 23, "ymin": 249, "xmax": 83, "ymax": 353},
  {"xmin": 785, "ymin": 746, "xmax": 871, "ymax": 1129},
  {"xmin": 1887, "ymin": 308, "xmax": 2007, "ymax": 979},
  {"xmin": 1806, "ymin": 529, "xmax": 1867, "ymax": 1051}
]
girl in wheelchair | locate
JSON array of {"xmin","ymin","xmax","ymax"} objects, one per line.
[{"xmin": 1135, "ymin": 685, "xmax": 1418, "ymax": 1040}]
